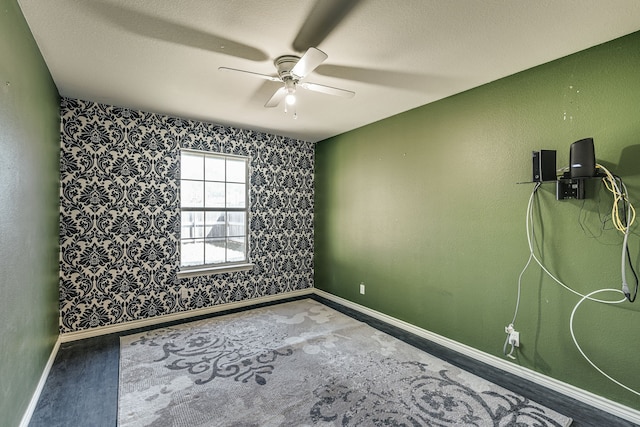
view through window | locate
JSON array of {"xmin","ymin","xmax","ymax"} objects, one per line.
[{"xmin": 180, "ymin": 150, "xmax": 249, "ymax": 268}]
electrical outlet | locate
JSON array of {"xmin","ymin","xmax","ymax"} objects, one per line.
[
  {"xmin": 510, "ymin": 331, "xmax": 520, "ymax": 347},
  {"xmin": 505, "ymin": 324, "xmax": 520, "ymax": 347},
  {"xmin": 359, "ymin": 283, "xmax": 365, "ymax": 295}
]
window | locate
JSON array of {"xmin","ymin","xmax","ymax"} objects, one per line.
[{"xmin": 178, "ymin": 150, "xmax": 252, "ymax": 277}]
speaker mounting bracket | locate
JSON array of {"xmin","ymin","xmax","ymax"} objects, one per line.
[{"xmin": 556, "ymin": 176, "xmax": 585, "ymax": 200}]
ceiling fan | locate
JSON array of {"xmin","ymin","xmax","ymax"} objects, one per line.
[{"xmin": 218, "ymin": 47, "xmax": 355, "ymax": 114}]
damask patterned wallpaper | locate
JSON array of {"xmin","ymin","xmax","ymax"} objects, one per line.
[{"xmin": 59, "ymin": 98, "xmax": 314, "ymax": 333}]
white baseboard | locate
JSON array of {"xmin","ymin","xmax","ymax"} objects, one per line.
[
  {"xmin": 19, "ymin": 336, "xmax": 61, "ymax": 427},
  {"xmin": 314, "ymin": 289, "xmax": 640, "ymax": 425},
  {"xmin": 59, "ymin": 288, "xmax": 314, "ymax": 342}
]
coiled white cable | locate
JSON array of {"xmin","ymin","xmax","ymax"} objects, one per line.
[
  {"xmin": 524, "ymin": 184, "xmax": 625, "ymax": 304},
  {"xmin": 598, "ymin": 164, "xmax": 636, "ymax": 233},
  {"xmin": 570, "ymin": 289, "xmax": 640, "ymax": 397},
  {"xmin": 508, "ymin": 181, "xmax": 639, "ymax": 397}
]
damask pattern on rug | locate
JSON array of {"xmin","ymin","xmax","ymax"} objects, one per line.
[
  {"xmin": 59, "ymin": 98, "xmax": 314, "ymax": 333},
  {"xmin": 127, "ymin": 312, "xmax": 295, "ymax": 387},
  {"xmin": 119, "ymin": 300, "xmax": 572, "ymax": 427},
  {"xmin": 310, "ymin": 363, "xmax": 568, "ymax": 426}
]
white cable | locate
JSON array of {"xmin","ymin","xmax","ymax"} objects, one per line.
[
  {"xmin": 511, "ymin": 253, "xmax": 533, "ymax": 326},
  {"xmin": 570, "ymin": 289, "xmax": 640, "ymax": 397},
  {"xmin": 508, "ymin": 183, "xmax": 539, "ymax": 326},
  {"xmin": 595, "ymin": 164, "xmax": 633, "ymax": 298},
  {"xmin": 526, "ymin": 184, "xmax": 626, "ymax": 304},
  {"xmin": 510, "ymin": 177, "xmax": 640, "ymax": 396},
  {"xmin": 505, "ymin": 182, "xmax": 627, "ymax": 359},
  {"xmin": 504, "ymin": 184, "xmax": 539, "ymax": 358},
  {"xmin": 504, "ymin": 336, "xmax": 517, "ymax": 360},
  {"xmin": 503, "ymin": 254, "xmax": 533, "ymax": 359}
]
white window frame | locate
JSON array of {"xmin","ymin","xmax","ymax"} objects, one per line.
[{"xmin": 177, "ymin": 149, "xmax": 253, "ymax": 278}]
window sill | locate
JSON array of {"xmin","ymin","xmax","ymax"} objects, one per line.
[{"xmin": 177, "ymin": 263, "xmax": 254, "ymax": 279}]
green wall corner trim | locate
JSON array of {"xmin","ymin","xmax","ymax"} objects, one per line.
[
  {"xmin": 18, "ymin": 338, "xmax": 61, "ymax": 427},
  {"xmin": 314, "ymin": 289, "xmax": 640, "ymax": 425},
  {"xmin": 1, "ymin": 0, "xmax": 61, "ymax": 424}
]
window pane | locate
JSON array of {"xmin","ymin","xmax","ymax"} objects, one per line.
[
  {"xmin": 205, "ymin": 156, "xmax": 225, "ymax": 181},
  {"xmin": 180, "ymin": 150, "xmax": 249, "ymax": 268},
  {"xmin": 205, "ymin": 211, "xmax": 225, "ymax": 238},
  {"xmin": 181, "ymin": 211, "xmax": 204, "ymax": 239},
  {"xmin": 205, "ymin": 182, "xmax": 225, "ymax": 208},
  {"xmin": 227, "ymin": 212, "xmax": 245, "ymax": 236},
  {"xmin": 226, "ymin": 183, "xmax": 245, "ymax": 208},
  {"xmin": 181, "ymin": 212, "xmax": 193, "ymax": 239},
  {"xmin": 227, "ymin": 158, "xmax": 246, "ymax": 183},
  {"xmin": 181, "ymin": 153, "xmax": 204, "ymax": 180},
  {"xmin": 205, "ymin": 238, "xmax": 226, "ymax": 264},
  {"xmin": 181, "ymin": 181, "xmax": 203, "ymax": 207},
  {"xmin": 227, "ymin": 237, "xmax": 246, "ymax": 262},
  {"xmin": 181, "ymin": 239, "xmax": 204, "ymax": 266}
]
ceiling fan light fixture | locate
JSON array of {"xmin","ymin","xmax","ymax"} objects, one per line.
[{"xmin": 285, "ymin": 92, "xmax": 296, "ymax": 106}]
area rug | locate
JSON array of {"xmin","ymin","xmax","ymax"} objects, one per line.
[{"xmin": 118, "ymin": 299, "xmax": 572, "ymax": 426}]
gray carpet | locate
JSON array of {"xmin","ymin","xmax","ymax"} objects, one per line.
[{"xmin": 118, "ymin": 299, "xmax": 572, "ymax": 426}]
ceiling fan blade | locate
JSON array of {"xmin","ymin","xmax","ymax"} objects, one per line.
[
  {"xmin": 314, "ymin": 64, "xmax": 448, "ymax": 92},
  {"xmin": 265, "ymin": 87, "xmax": 287, "ymax": 107},
  {"xmin": 299, "ymin": 82, "xmax": 355, "ymax": 98},
  {"xmin": 291, "ymin": 48, "xmax": 328, "ymax": 80},
  {"xmin": 292, "ymin": 0, "xmax": 363, "ymax": 52},
  {"xmin": 218, "ymin": 67, "xmax": 281, "ymax": 82}
]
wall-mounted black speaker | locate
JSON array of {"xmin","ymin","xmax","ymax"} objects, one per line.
[
  {"xmin": 570, "ymin": 137, "xmax": 596, "ymax": 178},
  {"xmin": 532, "ymin": 150, "xmax": 557, "ymax": 182}
]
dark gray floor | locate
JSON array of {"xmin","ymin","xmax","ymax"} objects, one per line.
[
  {"xmin": 29, "ymin": 295, "xmax": 637, "ymax": 427},
  {"xmin": 29, "ymin": 334, "xmax": 120, "ymax": 426}
]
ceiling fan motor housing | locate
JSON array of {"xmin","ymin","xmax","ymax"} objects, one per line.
[{"xmin": 274, "ymin": 55, "xmax": 301, "ymax": 81}]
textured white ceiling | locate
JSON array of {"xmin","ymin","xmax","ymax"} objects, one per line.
[{"xmin": 17, "ymin": 0, "xmax": 640, "ymax": 142}]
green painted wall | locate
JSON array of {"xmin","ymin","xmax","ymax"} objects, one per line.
[
  {"xmin": 315, "ymin": 31, "xmax": 640, "ymax": 410},
  {"xmin": 0, "ymin": 0, "xmax": 60, "ymax": 425}
]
